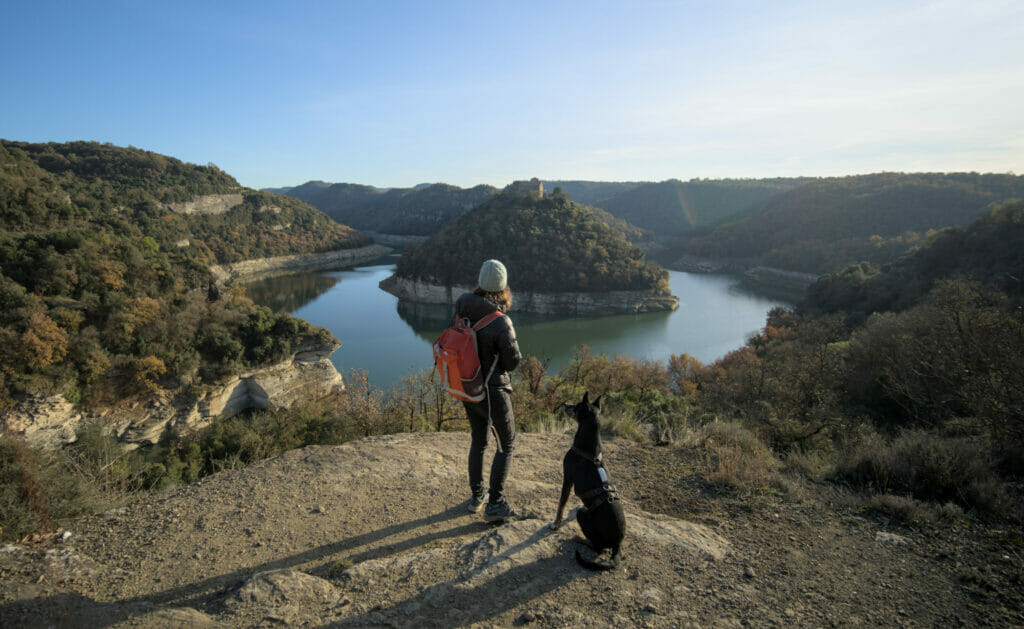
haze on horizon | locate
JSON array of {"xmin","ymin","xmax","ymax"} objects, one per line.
[{"xmin": 2, "ymin": 1, "xmax": 1022, "ymax": 191}]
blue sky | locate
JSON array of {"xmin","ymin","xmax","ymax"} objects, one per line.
[{"xmin": 3, "ymin": 1, "xmax": 1022, "ymax": 189}]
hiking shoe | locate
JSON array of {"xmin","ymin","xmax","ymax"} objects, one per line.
[
  {"xmin": 467, "ymin": 493, "xmax": 487, "ymax": 513},
  {"xmin": 483, "ymin": 501, "xmax": 517, "ymax": 523}
]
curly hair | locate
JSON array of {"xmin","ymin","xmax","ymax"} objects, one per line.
[{"xmin": 473, "ymin": 285, "xmax": 512, "ymax": 312}]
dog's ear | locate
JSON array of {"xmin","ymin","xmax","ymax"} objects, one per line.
[
  {"xmin": 593, "ymin": 394, "xmax": 602, "ymax": 410},
  {"xmin": 582, "ymin": 391, "xmax": 590, "ymax": 405}
]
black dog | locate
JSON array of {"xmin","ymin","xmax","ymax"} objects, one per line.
[{"xmin": 552, "ymin": 392, "xmax": 626, "ymax": 570}]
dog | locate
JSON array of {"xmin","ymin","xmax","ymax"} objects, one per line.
[{"xmin": 552, "ymin": 392, "xmax": 626, "ymax": 570}]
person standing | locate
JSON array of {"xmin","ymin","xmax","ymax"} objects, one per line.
[{"xmin": 455, "ymin": 259, "xmax": 522, "ymax": 522}]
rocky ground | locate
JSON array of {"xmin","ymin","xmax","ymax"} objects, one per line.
[{"xmin": 1, "ymin": 431, "xmax": 1022, "ymax": 628}]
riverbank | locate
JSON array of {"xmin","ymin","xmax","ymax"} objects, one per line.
[
  {"xmin": 670, "ymin": 255, "xmax": 818, "ymax": 298},
  {"xmin": 378, "ymin": 275, "xmax": 679, "ymax": 315},
  {"xmin": 362, "ymin": 231, "xmax": 428, "ymax": 248},
  {"xmin": 210, "ymin": 244, "xmax": 392, "ymax": 283}
]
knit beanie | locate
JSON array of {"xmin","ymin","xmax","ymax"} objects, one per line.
[{"xmin": 478, "ymin": 259, "xmax": 508, "ymax": 292}]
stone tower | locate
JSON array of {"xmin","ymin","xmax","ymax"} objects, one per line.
[{"xmin": 503, "ymin": 178, "xmax": 544, "ymax": 199}]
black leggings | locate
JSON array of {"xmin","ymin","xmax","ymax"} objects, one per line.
[{"xmin": 464, "ymin": 388, "xmax": 516, "ymax": 504}]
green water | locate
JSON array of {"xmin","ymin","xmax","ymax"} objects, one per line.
[{"xmin": 242, "ymin": 256, "xmax": 791, "ymax": 388}]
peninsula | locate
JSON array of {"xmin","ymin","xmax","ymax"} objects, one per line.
[{"xmin": 379, "ymin": 180, "xmax": 679, "ymax": 315}]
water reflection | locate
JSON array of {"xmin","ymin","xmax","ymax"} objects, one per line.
[
  {"xmin": 244, "ymin": 261, "xmax": 791, "ymax": 388},
  {"xmin": 242, "ymin": 273, "xmax": 339, "ymax": 313}
]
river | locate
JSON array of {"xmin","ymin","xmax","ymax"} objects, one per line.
[{"xmin": 242, "ymin": 255, "xmax": 791, "ymax": 389}]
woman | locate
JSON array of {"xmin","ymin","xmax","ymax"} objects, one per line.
[{"xmin": 455, "ymin": 259, "xmax": 522, "ymax": 522}]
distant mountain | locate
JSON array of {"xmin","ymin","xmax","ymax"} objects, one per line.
[
  {"xmin": 271, "ymin": 181, "xmax": 499, "ymax": 236},
  {"xmin": 686, "ymin": 173, "xmax": 1024, "ymax": 274},
  {"xmin": 264, "ymin": 180, "xmax": 331, "ymax": 197},
  {"xmin": 540, "ymin": 180, "xmax": 645, "ymax": 207},
  {"xmin": 596, "ymin": 178, "xmax": 811, "ymax": 235}
]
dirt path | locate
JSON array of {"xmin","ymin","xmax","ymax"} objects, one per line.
[{"xmin": 1, "ymin": 432, "xmax": 1021, "ymax": 627}]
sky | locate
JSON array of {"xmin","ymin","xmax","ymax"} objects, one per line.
[{"xmin": 2, "ymin": 0, "xmax": 1022, "ymax": 190}]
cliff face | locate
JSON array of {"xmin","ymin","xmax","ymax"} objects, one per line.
[
  {"xmin": 167, "ymin": 193, "xmax": 245, "ymax": 215},
  {"xmin": 7, "ymin": 340, "xmax": 345, "ymax": 450},
  {"xmin": 378, "ymin": 276, "xmax": 679, "ymax": 315},
  {"xmin": 210, "ymin": 244, "xmax": 392, "ymax": 283}
]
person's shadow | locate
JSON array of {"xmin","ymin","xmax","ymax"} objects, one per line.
[
  {"xmin": 0, "ymin": 506, "xmax": 584, "ymax": 628},
  {"xmin": 324, "ymin": 517, "xmax": 586, "ymax": 627}
]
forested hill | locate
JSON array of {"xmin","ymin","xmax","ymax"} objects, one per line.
[
  {"xmin": 3, "ymin": 141, "xmax": 370, "ymax": 263},
  {"xmin": 685, "ymin": 172, "xmax": 1024, "ymax": 275},
  {"xmin": 539, "ymin": 180, "xmax": 644, "ymax": 207},
  {"xmin": 272, "ymin": 180, "xmax": 498, "ymax": 236},
  {"xmin": 0, "ymin": 141, "xmax": 358, "ymax": 409},
  {"xmin": 596, "ymin": 177, "xmax": 811, "ymax": 234},
  {"xmin": 393, "ymin": 189, "xmax": 670, "ymax": 294},
  {"xmin": 802, "ymin": 199, "xmax": 1024, "ymax": 317}
]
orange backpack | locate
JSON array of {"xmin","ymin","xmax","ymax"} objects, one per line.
[{"xmin": 433, "ymin": 311, "xmax": 505, "ymax": 402}]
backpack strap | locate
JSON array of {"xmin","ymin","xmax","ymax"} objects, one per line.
[
  {"xmin": 479, "ymin": 311, "xmax": 507, "ymax": 389},
  {"xmin": 472, "ymin": 310, "xmax": 504, "ymax": 332}
]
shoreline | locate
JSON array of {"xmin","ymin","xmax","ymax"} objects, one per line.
[
  {"xmin": 668, "ymin": 255, "xmax": 818, "ymax": 298},
  {"xmin": 210, "ymin": 244, "xmax": 393, "ymax": 283},
  {"xmin": 378, "ymin": 275, "xmax": 679, "ymax": 315}
]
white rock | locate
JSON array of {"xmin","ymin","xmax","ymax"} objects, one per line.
[
  {"xmin": 230, "ymin": 569, "xmax": 339, "ymax": 608},
  {"xmin": 874, "ymin": 531, "xmax": 910, "ymax": 545}
]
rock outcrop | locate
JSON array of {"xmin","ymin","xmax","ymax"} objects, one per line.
[
  {"xmin": 378, "ymin": 276, "xmax": 679, "ymax": 315},
  {"xmin": 3, "ymin": 396, "xmax": 84, "ymax": 447},
  {"xmin": 210, "ymin": 244, "xmax": 391, "ymax": 283},
  {"xmin": 7, "ymin": 340, "xmax": 344, "ymax": 450},
  {"xmin": 167, "ymin": 193, "xmax": 245, "ymax": 215}
]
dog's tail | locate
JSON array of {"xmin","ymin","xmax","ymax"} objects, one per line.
[{"xmin": 574, "ymin": 544, "xmax": 621, "ymax": 571}]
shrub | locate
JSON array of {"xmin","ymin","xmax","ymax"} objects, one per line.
[
  {"xmin": 691, "ymin": 420, "xmax": 777, "ymax": 491},
  {"xmin": 832, "ymin": 429, "xmax": 1010, "ymax": 516},
  {"xmin": 867, "ymin": 493, "xmax": 966, "ymax": 526},
  {"xmin": 0, "ymin": 432, "xmax": 110, "ymax": 542}
]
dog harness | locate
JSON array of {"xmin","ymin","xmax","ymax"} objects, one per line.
[{"xmin": 570, "ymin": 446, "xmax": 619, "ymax": 509}]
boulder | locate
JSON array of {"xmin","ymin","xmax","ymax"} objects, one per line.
[{"xmin": 229, "ymin": 569, "xmax": 339, "ymax": 608}]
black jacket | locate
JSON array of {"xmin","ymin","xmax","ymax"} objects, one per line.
[{"xmin": 454, "ymin": 292, "xmax": 522, "ymax": 392}]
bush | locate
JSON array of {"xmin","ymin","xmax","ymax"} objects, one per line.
[
  {"xmin": 867, "ymin": 493, "xmax": 965, "ymax": 526},
  {"xmin": 691, "ymin": 420, "xmax": 778, "ymax": 491},
  {"xmin": 832, "ymin": 429, "xmax": 1010, "ymax": 516},
  {"xmin": 0, "ymin": 432, "xmax": 110, "ymax": 542}
]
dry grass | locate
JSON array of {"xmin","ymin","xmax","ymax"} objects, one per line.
[
  {"xmin": 832, "ymin": 429, "xmax": 1012, "ymax": 517},
  {"xmin": 688, "ymin": 420, "xmax": 778, "ymax": 492}
]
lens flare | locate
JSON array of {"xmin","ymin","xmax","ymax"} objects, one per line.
[{"xmin": 674, "ymin": 181, "xmax": 697, "ymax": 228}]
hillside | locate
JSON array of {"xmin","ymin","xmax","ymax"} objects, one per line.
[
  {"xmin": 685, "ymin": 172, "xmax": 1024, "ymax": 274},
  {"xmin": 3, "ymin": 431, "xmax": 1020, "ymax": 628},
  {"xmin": 0, "ymin": 141, "xmax": 364, "ymax": 412},
  {"xmin": 391, "ymin": 188, "xmax": 670, "ymax": 294},
  {"xmin": 273, "ymin": 180, "xmax": 499, "ymax": 236},
  {"xmin": 597, "ymin": 177, "xmax": 809, "ymax": 235},
  {"xmin": 540, "ymin": 180, "xmax": 644, "ymax": 207},
  {"xmin": 803, "ymin": 199, "xmax": 1024, "ymax": 316}
]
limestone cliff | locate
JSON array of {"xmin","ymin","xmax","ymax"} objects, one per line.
[
  {"xmin": 210, "ymin": 244, "xmax": 392, "ymax": 283},
  {"xmin": 378, "ymin": 275, "xmax": 679, "ymax": 315},
  {"xmin": 7, "ymin": 339, "xmax": 344, "ymax": 450},
  {"xmin": 167, "ymin": 193, "xmax": 245, "ymax": 215}
]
